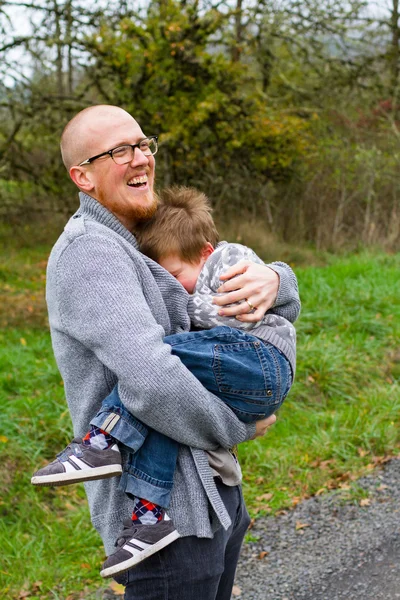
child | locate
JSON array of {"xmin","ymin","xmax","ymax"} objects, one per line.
[{"xmin": 32, "ymin": 186, "xmax": 298, "ymax": 578}]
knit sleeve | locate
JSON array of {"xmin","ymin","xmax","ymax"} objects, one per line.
[
  {"xmin": 56, "ymin": 234, "xmax": 256, "ymax": 450},
  {"xmin": 266, "ymin": 261, "xmax": 301, "ymax": 323}
]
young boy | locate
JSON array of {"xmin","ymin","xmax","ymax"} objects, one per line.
[{"xmin": 32, "ymin": 186, "xmax": 298, "ymax": 578}]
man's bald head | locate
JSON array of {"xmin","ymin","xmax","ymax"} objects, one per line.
[
  {"xmin": 60, "ymin": 104, "xmax": 157, "ymax": 230},
  {"xmin": 60, "ymin": 105, "xmax": 138, "ymax": 170}
]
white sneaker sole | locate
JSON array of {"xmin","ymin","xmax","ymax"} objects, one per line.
[
  {"xmin": 31, "ymin": 464, "xmax": 122, "ymax": 486},
  {"xmin": 100, "ymin": 530, "xmax": 181, "ymax": 578}
]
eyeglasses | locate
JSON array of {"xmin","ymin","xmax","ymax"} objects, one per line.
[{"xmin": 78, "ymin": 136, "xmax": 158, "ymax": 166}]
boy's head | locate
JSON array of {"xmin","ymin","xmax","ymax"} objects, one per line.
[{"xmin": 136, "ymin": 186, "xmax": 219, "ymax": 293}]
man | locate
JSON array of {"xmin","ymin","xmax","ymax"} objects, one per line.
[{"xmin": 47, "ymin": 104, "xmax": 300, "ymax": 599}]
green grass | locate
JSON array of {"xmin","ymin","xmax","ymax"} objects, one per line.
[
  {"xmin": 240, "ymin": 252, "xmax": 400, "ymax": 513},
  {"xmin": 1, "ymin": 238, "xmax": 399, "ymax": 598}
]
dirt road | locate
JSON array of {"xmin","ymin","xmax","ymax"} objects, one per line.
[{"xmin": 233, "ymin": 457, "xmax": 400, "ymax": 599}]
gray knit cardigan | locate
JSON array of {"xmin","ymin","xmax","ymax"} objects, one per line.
[{"xmin": 45, "ymin": 192, "xmax": 300, "ymax": 555}]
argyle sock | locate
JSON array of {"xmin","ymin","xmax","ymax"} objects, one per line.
[
  {"xmin": 131, "ymin": 497, "xmax": 164, "ymax": 525},
  {"xmin": 82, "ymin": 425, "xmax": 115, "ymax": 450}
]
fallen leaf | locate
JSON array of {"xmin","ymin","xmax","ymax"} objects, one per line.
[
  {"xmin": 258, "ymin": 551, "xmax": 269, "ymax": 559},
  {"xmin": 259, "ymin": 505, "xmax": 272, "ymax": 512},
  {"xmin": 360, "ymin": 498, "xmax": 371, "ymax": 507},
  {"xmin": 256, "ymin": 492, "xmax": 273, "ymax": 502},
  {"xmin": 357, "ymin": 447, "xmax": 369, "ymax": 457},
  {"xmin": 310, "ymin": 458, "xmax": 335, "ymax": 468},
  {"xmin": 338, "ymin": 483, "xmax": 351, "ymax": 490},
  {"xmin": 0, "ymin": 436, "xmax": 8, "ymax": 443},
  {"xmin": 315, "ymin": 488, "xmax": 326, "ymax": 496},
  {"xmin": 80, "ymin": 563, "xmax": 91, "ymax": 569},
  {"xmin": 20, "ymin": 338, "xmax": 27, "ymax": 346},
  {"xmin": 320, "ymin": 459, "xmax": 335, "ymax": 469},
  {"xmin": 109, "ymin": 581, "xmax": 125, "ymax": 595},
  {"xmin": 248, "ymin": 518, "xmax": 255, "ymax": 530},
  {"xmin": 254, "ymin": 504, "xmax": 272, "ymax": 513},
  {"xmin": 232, "ymin": 585, "xmax": 242, "ymax": 596},
  {"xmin": 296, "ymin": 521, "xmax": 310, "ymax": 530}
]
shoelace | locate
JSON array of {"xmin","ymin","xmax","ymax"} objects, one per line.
[
  {"xmin": 56, "ymin": 438, "xmax": 83, "ymax": 461},
  {"xmin": 114, "ymin": 520, "xmax": 140, "ymax": 547}
]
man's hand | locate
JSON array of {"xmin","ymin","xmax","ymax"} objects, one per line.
[
  {"xmin": 253, "ymin": 414, "xmax": 276, "ymax": 438},
  {"xmin": 213, "ymin": 260, "xmax": 279, "ymax": 323}
]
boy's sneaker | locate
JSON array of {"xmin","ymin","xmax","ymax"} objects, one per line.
[
  {"xmin": 31, "ymin": 438, "xmax": 122, "ymax": 486},
  {"xmin": 100, "ymin": 518, "xmax": 181, "ymax": 578}
]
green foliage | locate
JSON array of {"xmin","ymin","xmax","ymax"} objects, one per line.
[
  {"xmin": 240, "ymin": 251, "xmax": 400, "ymax": 514},
  {"xmin": 85, "ymin": 0, "xmax": 311, "ymax": 188},
  {"xmin": 1, "ymin": 0, "xmax": 400, "ymax": 249}
]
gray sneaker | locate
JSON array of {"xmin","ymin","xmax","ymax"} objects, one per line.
[
  {"xmin": 31, "ymin": 438, "xmax": 122, "ymax": 486},
  {"xmin": 100, "ymin": 518, "xmax": 181, "ymax": 578}
]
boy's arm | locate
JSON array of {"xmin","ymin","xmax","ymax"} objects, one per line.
[
  {"xmin": 56, "ymin": 235, "xmax": 256, "ymax": 452},
  {"xmin": 188, "ymin": 243, "xmax": 300, "ymax": 329}
]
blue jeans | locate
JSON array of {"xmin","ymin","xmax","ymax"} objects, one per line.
[{"xmin": 90, "ymin": 326, "xmax": 292, "ymax": 507}]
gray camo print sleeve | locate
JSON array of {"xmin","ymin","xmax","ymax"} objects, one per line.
[{"xmin": 188, "ymin": 242, "xmax": 264, "ymax": 331}]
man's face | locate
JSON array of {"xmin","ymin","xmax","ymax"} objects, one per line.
[{"xmin": 79, "ymin": 111, "xmax": 157, "ymax": 228}]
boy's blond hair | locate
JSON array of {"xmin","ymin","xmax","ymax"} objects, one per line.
[{"xmin": 136, "ymin": 186, "xmax": 219, "ymax": 264}]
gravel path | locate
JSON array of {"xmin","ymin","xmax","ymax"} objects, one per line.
[{"xmin": 233, "ymin": 457, "xmax": 400, "ymax": 600}]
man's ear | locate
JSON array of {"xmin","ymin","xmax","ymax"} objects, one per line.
[
  {"xmin": 201, "ymin": 242, "xmax": 214, "ymax": 260},
  {"xmin": 69, "ymin": 166, "xmax": 95, "ymax": 192}
]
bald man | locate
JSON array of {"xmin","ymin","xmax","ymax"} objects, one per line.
[{"xmin": 42, "ymin": 105, "xmax": 299, "ymax": 599}]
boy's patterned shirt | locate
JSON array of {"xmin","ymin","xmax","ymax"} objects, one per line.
[{"xmin": 188, "ymin": 241, "xmax": 297, "ymax": 373}]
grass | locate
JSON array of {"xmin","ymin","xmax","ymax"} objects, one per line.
[
  {"xmin": 1, "ymin": 224, "xmax": 399, "ymax": 598},
  {"xmin": 240, "ymin": 252, "xmax": 400, "ymax": 513}
]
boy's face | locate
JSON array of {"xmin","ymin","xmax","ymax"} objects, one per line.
[
  {"xmin": 158, "ymin": 255, "xmax": 204, "ymax": 294},
  {"xmin": 158, "ymin": 244, "xmax": 214, "ymax": 294}
]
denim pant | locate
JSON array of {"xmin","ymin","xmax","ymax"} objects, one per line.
[
  {"xmin": 91, "ymin": 326, "xmax": 292, "ymax": 507},
  {"xmin": 113, "ymin": 478, "xmax": 251, "ymax": 600}
]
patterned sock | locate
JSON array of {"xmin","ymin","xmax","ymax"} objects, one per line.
[
  {"xmin": 131, "ymin": 497, "xmax": 164, "ymax": 525},
  {"xmin": 82, "ymin": 425, "xmax": 115, "ymax": 450}
]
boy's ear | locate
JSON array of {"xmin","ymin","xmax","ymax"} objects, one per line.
[
  {"xmin": 69, "ymin": 166, "xmax": 95, "ymax": 192},
  {"xmin": 201, "ymin": 242, "xmax": 214, "ymax": 260}
]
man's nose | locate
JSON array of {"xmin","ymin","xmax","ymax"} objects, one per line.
[{"xmin": 129, "ymin": 147, "xmax": 149, "ymax": 167}]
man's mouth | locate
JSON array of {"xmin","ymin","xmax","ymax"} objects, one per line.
[{"xmin": 127, "ymin": 174, "xmax": 148, "ymax": 188}]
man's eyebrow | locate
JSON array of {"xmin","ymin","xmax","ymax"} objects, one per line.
[{"xmin": 112, "ymin": 136, "xmax": 148, "ymax": 147}]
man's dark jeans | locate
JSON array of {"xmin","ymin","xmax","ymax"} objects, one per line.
[{"xmin": 113, "ymin": 478, "xmax": 251, "ymax": 600}]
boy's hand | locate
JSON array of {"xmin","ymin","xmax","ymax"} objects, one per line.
[
  {"xmin": 253, "ymin": 414, "xmax": 276, "ymax": 438},
  {"xmin": 215, "ymin": 261, "xmax": 279, "ymax": 322}
]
